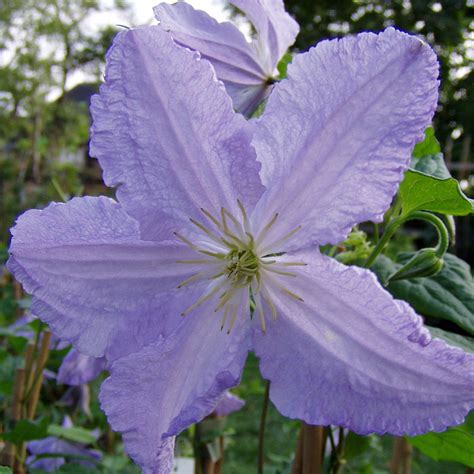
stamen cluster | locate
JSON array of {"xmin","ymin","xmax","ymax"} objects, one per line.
[{"xmin": 175, "ymin": 201, "xmax": 305, "ymax": 333}]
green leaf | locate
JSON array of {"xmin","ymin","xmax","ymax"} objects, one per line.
[
  {"xmin": 399, "ymin": 170, "xmax": 473, "ymax": 216},
  {"xmin": 47, "ymin": 424, "xmax": 97, "ymax": 444},
  {"xmin": 413, "ymin": 127, "xmax": 441, "ymax": 157},
  {"xmin": 56, "ymin": 465, "xmax": 100, "ymax": 474},
  {"xmin": 411, "ymin": 153, "xmax": 451, "ymax": 179},
  {"xmin": 0, "ymin": 467, "xmax": 12, "ymax": 474},
  {"xmin": 344, "ymin": 432, "xmax": 373, "ymax": 460},
  {"xmin": 1, "ymin": 419, "xmax": 49, "ymax": 444},
  {"xmin": 427, "ymin": 327, "xmax": 474, "ymax": 353},
  {"xmin": 408, "ymin": 412, "xmax": 474, "ymax": 467},
  {"xmin": 372, "ymin": 253, "xmax": 474, "ymax": 335},
  {"xmin": 277, "ymin": 53, "xmax": 293, "ymax": 79}
]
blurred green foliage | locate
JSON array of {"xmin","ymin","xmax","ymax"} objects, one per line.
[{"xmin": 0, "ymin": 0, "xmax": 126, "ymax": 243}]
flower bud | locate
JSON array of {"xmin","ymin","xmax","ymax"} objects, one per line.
[{"xmin": 388, "ymin": 248, "xmax": 444, "ymax": 282}]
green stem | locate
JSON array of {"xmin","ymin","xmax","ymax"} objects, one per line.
[
  {"xmin": 363, "ymin": 211, "xmax": 449, "ymax": 268},
  {"xmin": 373, "ymin": 223, "xmax": 380, "ymax": 244},
  {"xmin": 258, "ymin": 381, "xmax": 271, "ymax": 474},
  {"xmin": 363, "ymin": 218, "xmax": 401, "ymax": 268},
  {"xmin": 333, "ymin": 428, "xmax": 346, "ymax": 474},
  {"xmin": 327, "ymin": 427, "xmax": 337, "ymax": 453},
  {"xmin": 51, "ymin": 177, "xmax": 68, "ymax": 203}
]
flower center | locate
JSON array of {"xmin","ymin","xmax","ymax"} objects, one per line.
[
  {"xmin": 174, "ymin": 201, "xmax": 305, "ymax": 333},
  {"xmin": 226, "ymin": 247, "xmax": 259, "ymax": 286}
]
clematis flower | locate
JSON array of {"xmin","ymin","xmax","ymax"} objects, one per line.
[
  {"xmin": 27, "ymin": 416, "xmax": 101, "ymax": 472},
  {"xmin": 57, "ymin": 349, "xmax": 106, "ymax": 386},
  {"xmin": 214, "ymin": 391, "xmax": 245, "ymax": 417},
  {"xmin": 7, "ymin": 23, "xmax": 474, "ymax": 474},
  {"xmin": 154, "ymin": 0, "xmax": 299, "ymax": 116}
]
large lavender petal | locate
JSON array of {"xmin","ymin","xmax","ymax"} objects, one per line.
[
  {"xmin": 254, "ymin": 251, "xmax": 474, "ymax": 435},
  {"xmin": 8, "ymin": 196, "xmax": 200, "ymax": 360},
  {"xmin": 100, "ymin": 295, "xmax": 251, "ymax": 473},
  {"xmin": 90, "ymin": 25, "xmax": 264, "ymax": 241},
  {"xmin": 252, "ymin": 28, "xmax": 439, "ymax": 248},
  {"xmin": 57, "ymin": 349, "xmax": 106, "ymax": 386}
]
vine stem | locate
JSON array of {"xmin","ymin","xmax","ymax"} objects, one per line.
[
  {"xmin": 333, "ymin": 428, "xmax": 346, "ymax": 474},
  {"xmin": 258, "ymin": 380, "xmax": 271, "ymax": 474},
  {"xmin": 363, "ymin": 210, "xmax": 449, "ymax": 268}
]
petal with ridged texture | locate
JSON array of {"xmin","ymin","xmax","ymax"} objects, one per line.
[
  {"xmin": 7, "ymin": 196, "xmax": 200, "ymax": 360},
  {"xmin": 252, "ymin": 28, "xmax": 439, "ymax": 248},
  {"xmin": 90, "ymin": 25, "xmax": 264, "ymax": 241},
  {"xmin": 254, "ymin": 250, "xmax": 474, "ymax": 435},
  {"xmin": 100, "ymin": 294, "xmax": 251, "ymax": 473}
]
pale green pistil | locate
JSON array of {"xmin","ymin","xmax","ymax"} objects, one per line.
[{"xmin": 226, "ymin": 248, "xmax": 259, "ymax": 284}]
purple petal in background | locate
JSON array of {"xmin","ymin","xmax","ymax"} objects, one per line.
[
  {"xmin": 254, "ymin": 250, "xmax": 474, "ymax": 435},
  {"xmin": 57, "ymin": 349, "xmax": 106, "ymax": 386},
  {"xmin": 61, "ymin": 385, "xmax": 92, "ymax": 418},
  {"xmin": 27, "ymin": 417, "xmax": 101, "ymax": 472},
  {"xmin": 27, "ymin": 438, "xmax": 101, "ymax": 472},
  {"xmin": 90, "ymin": 25, "xmax": 264, "ymax": 241},
  {"xmin": 154, "ymin": 0, "xmax": 298, "ymax": 116},
  {"xmin": 252, "ymin": 28, "xmax": 439, "ymax": 249},
  {"xmin": 214, "ymin": 391, "xmax": 245, "ymax": 417},
  {"xmin": 231, "ymin": 0, "xmax": 299, "ymax": 71}
]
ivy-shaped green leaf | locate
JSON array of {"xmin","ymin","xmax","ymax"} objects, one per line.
[
  {"xmin": 372, "ymin": 253, "xmax": 474, "ymax": 335},
  {"xmin": 277, "ymin": 53, "xmax": 293, "ymax": 79},
  {"xmin": 403, "ymin": 128, "xmax": 473, "ymax": 215},
  {"xmin": 408, "ymin": 412, "xmax": 474, "ymax": 467},
  {"xmin": 399, "ymin": 170, "xmax": 473, "ymax": 216},
  {"xmin": 427, "ymin": 326, "xmax": 474, "ymax": 354},
  {"xmin": 411, "ymin": 153, "xmax": 451, "ymax": 179},
  {"xmin": 1, "ymin": 419, "xmax": 49, "ymax": 445},
  {"xmin": 47, "ymin": 424, "xmax": 98, "ymax": 445},
  {"xmin": 413, "ymin": 127, "xmax": 441, "ymax": 158}
]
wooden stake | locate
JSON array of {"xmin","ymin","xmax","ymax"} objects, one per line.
[
  {"xmin": 291, "ymin": 425, "xmax": 304, "ymax": 474},
  {"xmin": 390, "ymin": 437, "xmax": 413, "ymax": 474},
  {"xmin": 302, "ymin": 424, "xmax": 324, "ymax": 474},
  {"xmin": 22, "ymin": 343, "xmax": 35, "ymax": 412},
  {"xmin": 27, "ymin": 331, "xmax": 51, "ymax": 419},
  {"xmin": 11, "ymin": 369, "xmax": 26, "ymax": 474}
]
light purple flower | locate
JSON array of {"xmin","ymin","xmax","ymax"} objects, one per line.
[
  {"xmin": 27, "ymin": 416, "xmax": 101, "ymax": 472},
  {"xmin": 7, "ymin": 23, "xmax": 474, "ymax": 474},
  {"xmin": 60, "ymin": 385, "xmax": 91, "ymax": 416},
  {"xmin": 57, "ymin": 349, "xmax": 106, "ymax": 386},
  {"xmin": 154, "ymin": 0, "xmax": 299, "ymax": 116},
  {"xmin": 214, "ymin": 391, "xmax": 245, "ymax": 417}
]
